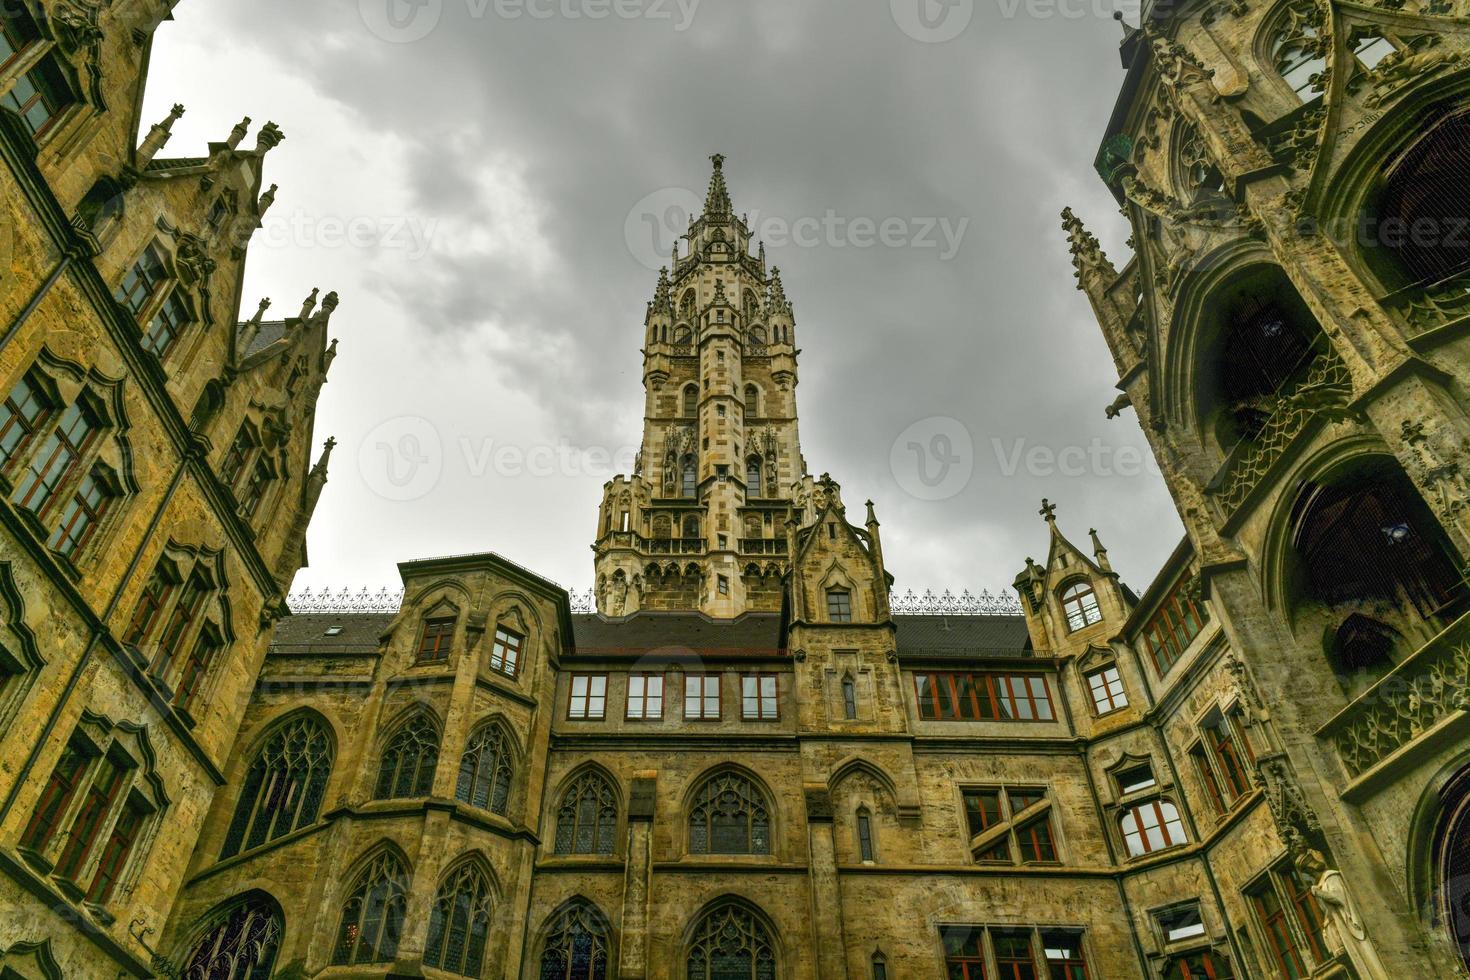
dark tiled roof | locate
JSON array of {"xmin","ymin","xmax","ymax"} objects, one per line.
[
  {"xmin": 268, "ymin": 613, "xmax": 393, "ymax": 654},
  {"xmin": 893, "ymin": 614, "xmax": 1032, "ymax": 659},
  {"xmin": 145, "ymin": 156, "xmax": 209, "ymax": 172},
  {"xmin": 239, "ymin": 319, "xmax": 289, "ymax": 360},
  {"xmin": 571, "ymin": 612, "xmax": 784, "ymax": 658}
]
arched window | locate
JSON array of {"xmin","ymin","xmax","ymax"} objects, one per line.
[
  {"xmin": 554, "ymin": 771, "xmax": 618, "ymax": 855},
  {"xmin": 749, "ymin": 324, "xmax": 767, "ymax": 344},
  {"xmin": 687, "ymin": 902, "xmax": 777, "ymax": 980},
  {"xmin": 1291, "ymin": 458, "xmax": 1464, "ymax": 633},
  {"xmin": 681, "ymin": 290, "xmax": 696, "ymax": 323},
  {"xmin": 425, "ymin": 861, "xmax": 494, "ymax": 977},
  {"xmin": 1374, "ymin": 106, "xmax": 1470, "ymax": 288},
  {"xmin": 375, "ymin": 714, "xmax": 439, "ymax": 799},
  {"xmin": 332, "ymin": 850, "xmax": 409, "ymax": 966},
  {"xmin": 1060, "ymin": 581, "xmax": 1102, "ymax": 632},
  {"xmin": 178, "ymin": 895, "xmax": 283, "ymax": 980},
  {"xmin": 539, "ymin": 901, "xmax": 611, "ymax": 980},
  {"xmin": 1201, "ymin": 270, "xmax": 1325, "ymax": 452},
  {"xmin": 683, "ymin": 385, "xmax": 698, "ymax": 417},
  {"xmin": 1120, "ymin": 800, "xmax": 1186, "ymax": 856},
  {"xmin": 682, "ymin": 456, "xmax": 697, "ymax": 499},
  {"xmin": 744, "ymin": 384, "xmax": 759, "ymax": 418},
  {"xmin": 1270, "ymin": 9, "xmax": 1326, "ymax": 99},
  {"xmin": 842, "ymin": 675, "xmax": 858, "ymax": 720},
  {"xmin": 456, "ymin": 723, "xmax": 513, "ymax": 815},
  {"xmin": 689, "ymin": 771, "xmax": 770, "ymax": 855},
  {"xmin": 683, "ymin": 515, "xmax": 701, "ymax": 539},
  {"xmin": 746, "ymin": 456, "xmax": 762, "ymax": 496},
  {"xmin": 674, "ymin": 325, "xmax": 692, "ymax": 344},
  {"xmin": 653, "ymin": 514, "xmax": 672, "ymax": 539},
  {"xmin": 1432, "ymin": 764, "xmax": 1470, "ymax": 970},
  {"xmin": 221, "ymin": 714, "xmax": 333, "ymax": 858},
  {"xmin": 856, "ymin": 807, "xmax": 876, "ymax": 862}
]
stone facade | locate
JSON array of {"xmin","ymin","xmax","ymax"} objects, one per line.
[
  {"xmin": 0, "ymin": 1, "xmax": 339, "ymax": 976},
  {"xmin": 5, "ymin": 0, "xmax": 1470, "ymax": 977}
]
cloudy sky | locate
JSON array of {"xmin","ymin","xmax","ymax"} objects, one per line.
[{"xmin": 142, "ymin": 0, "xmax": 1182, "ymax": 602}]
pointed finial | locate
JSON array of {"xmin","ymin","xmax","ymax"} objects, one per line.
[
  {"xmin": 865, "ymin": 499, "xmax": 879, "ymax": 527},
  {"xmin": 226, "ymin": 116, "xmax": 251, "ymax": 150},
  {"xmin": 255, "ymin": 122, "xmax": 285, "ymax": 152},
  {"xmin": 1061, "ymin": 207, "xmax": 1117, "ymax": 285},
  {"xmin": 1090, "ymin": 527, "xmax": 1114, "ymax": 572},
  {"xmin": 257, "ymin": 183, "xmax": 278, "ymax": 215},
  {"xmin": 299, "ymin": 287, "xmax": 319, "ymax": 322},
  {"xmin": 704, "ymin": 152, "xmax": 732, "ymax": 219},
  {"xmin": 136, "ymin": 103, "xmax": 185, "ymax": 166},
  {"xmin": 1040, "ymin": 498, "xmax": 1058, "ymax": 524},
  {"xmin": 320, "ymin": 290, "xmax": 340, "ymax": 315},
  {"xmin": 310, "ymin": 436, "xmax": 337, "ymax": 480},
  {"xmin": 250, "ymin": 297, "xmax": 271, "ymax": 324}
]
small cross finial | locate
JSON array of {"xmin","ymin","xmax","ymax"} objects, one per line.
[
  {"xmin": 711, "ymin": 152, "xmax": 725, "ymax": 170},
  {"xmin": 1040, "ymin": 498, "xmax": 1058, "ymax": 523}
]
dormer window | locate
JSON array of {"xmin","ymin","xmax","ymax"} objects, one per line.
[
  {"xmin": 417, "ymin": 617, "xmax": 456, "ymax": 663},
  {"xmin": 1060, "ymin": 580, "xmax": 1102, "ymax": 631}
]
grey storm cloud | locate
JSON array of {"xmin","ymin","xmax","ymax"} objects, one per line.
[{"xmin": 143, "ymin": 0, "xmax": 1181, "ymax": 598}]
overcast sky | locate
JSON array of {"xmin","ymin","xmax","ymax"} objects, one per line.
[{"xmin": 142, "ymin": 0, "xmax": 1182, "ymax": 603}]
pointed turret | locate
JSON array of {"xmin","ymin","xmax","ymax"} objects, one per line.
[
  {"xmin": 704, "ymin": 152, "xmax": 733, "ymax": 220},
  {"xmin": 1090, "ymin": 527, "xmax": 1114, "ymax": 574},
  {"xmin": 226, "ymin": 116, "xmax": 251, "ymax": 151},
  {"xmin": 1059, "ymin": 207, "xmax": 1140, "ymax": 375},
  {"xmin": 136, "ymin": 103, "xmax": 184, "ymax": 167}
]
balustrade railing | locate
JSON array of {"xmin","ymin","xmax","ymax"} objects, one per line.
[
  {"xmin": 1385, "ymin": 267, "xmax": 1470, "ymax": 338},
  {"xmin": 738, "ymin": 538, "xmax": 788, "ymax": 555}
]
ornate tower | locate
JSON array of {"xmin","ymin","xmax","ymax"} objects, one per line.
[{"xmin": 594, "ymin": 155, "xmax": 814, "ymax": 618}]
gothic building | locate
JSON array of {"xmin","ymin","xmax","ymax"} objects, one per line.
[
  {"xmin": 4, "ymin": 0, "xmax": 1470, "ymax": 977},
  {"xmin": 0, "ymin": 1, "xmax": 340, "ymax": 977}
]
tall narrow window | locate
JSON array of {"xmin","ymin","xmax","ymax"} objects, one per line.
[
  {"xmin": 962, "ymin": 788, "xmax": 1011, "ymax": 863},
  {"xmin": 0, "ymin": 373, "xmax": 51, "ymax": 468},
  {"xmin": 154, "ymin": 571, "xmax": 209, "ymax": 678},
  {"xmin": 747, "ymin": 455, "xmax": 762, "ymax": 496},
  {"xmin": 221, "ymin": 714, "xmax": 334, "ymax": 858},
  {"xmin": 871, "ymin": 954, "xmax": 888, "ymax": 980},
  {"xmin": 85, "ymin": 795, "xmax": 148, "ymax": 904},
  {"xmin": 687, "ymin": 902, "xmax": 777, "ymax": 980},
  {"xmin": 689, "ymin": 771, "xmax": 769, "ymax": 855},
  {"xmin": 219, "ymin": 424, "xmax": 258, "ymax": 490},
  {"xmin": 742, "ymin": 674, "xmax": 778, "ymax": 720},
  {"xmin": 683, "ymin": 385, "xmax": 697, "ymax": 417},
  {"xmin": 842, "ymin": 675, "xmax": 858, "ymax": 720},
  {"xmin": 553, "ymin": 770, "xmax": 618, "ymax": 855},
  {"xmin": 568, "ymin": 674, "xmax": 608, "ymax": 720},
  {"xmin": 682, "ymin": 455, "xmax": 697, "ymax": 498},
  {"xmin": 124, "ymin": 564, "xmax": 175, "ymax": 646},
  {"xmin": 11, "ymin": 400, "xmax": 96, "ymax": 514},
  {"xmin": 1281, "ymin": 863, "xmax": 1327, "ymax": 962},
  {"xmin": 993, "ymin": 931, "xmax": 1036, "ymax": 980},
  {"xmin": 942, "ymin": 927, "xmax": 987, "ymax": 980},
  {"xmin": 238, "ymin": 459, "xmax": 273, "ymax": 518},
  {"xmin": 490, "ymin": 626, "xmax": 523, "ymax": 676},
  {"xmin": 827, "ymin": 589, "xmax": 852, "ymax": 622},
  {"xmin": 174, "ymin": 623, "xmax": 222, "ymax": 712},
  {"xmin": 115, "ymin": 245, "xmax": 168, "ymax": 316},
  {"xmin": 0, "ymin": 5, "xmax": 40, "ymax": 68},
  {"xmin": 538, "ymin": 901, "xmax": 611, "ymax": 980},
  {"xmin": 179, "ymin": 897, "xmax": 283, "ymax": 980},
  {"xmin": 331, "ymin": 851, "xmax": 410, "ymax": 966},
  {"xmin": 1060, "ymin": 580, "xmax": 1101, "ymax": 631},
  {"xmin": 744, "ymin": 384, "xmax": 759, "ymax": 417},
  {"xmin": 456, "ymin": 724, "xmax": 513, "ymax": 815},
  {"xmin": 856, "ymin": 807, "xmax": 875, "ymax": 862},
  {"xmin": 627, "ymin": 674, "xmax": 664, "ymax": 720},
  {"xmin": 47, "ymin": 463, "xmax": 115, "ymax": 558},
  {"xmin": 417, "ymin": 617, "xmax": 456, "ymax": 662},
  {"xmin": 684, "ymin": 674, "xmax": 720, "ymax": 720},
  {"xmin": 425, "ymin": 862, "xmax": 494, "ymax": 978},
  {"xmin": 144, "ymin": 290, "xmax": 193, "ymax": 359},
  {"xmin": 54, "ymin": 753, "xmax": 127, "ymax": 881},
  {"xmin": 374, "ymin": 715, "xmax": 439, "ymax": 799},
  {"xmin": 1249, "ymin": 880, "xmax": 1306, "ymax": 979},
  {"xmin": 21, "ymin": 740, "xmax": 89, "ymax": 852}
]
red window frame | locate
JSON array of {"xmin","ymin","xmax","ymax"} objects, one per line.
[
  {"xmin": 175, "ymin": 626, "xmax": 222, "ymax": 712},
  {"xmin": 1281, "ymin": 864, "xmax": 1327, "ymax": 962},
  {"xmin": 961, "ymin": 789, "xmax": 1010, "ymax": 862},
  {"xmin": 21, "ymin": 741, "xmax": 88, "ymax": 851},
  {"xmin": 1191, "ymin": 745, "xmax": 1228, "ymax": 815},
  {"xmin": 155, "ymin": 572, "xmax": 208, "ymax": 675},
  {"xmin": 85, "ymin": 797, "xmax": 146, "ymax": 904},
  {"xmin": 626, "ymin": 673, "xmax": 664, "ymax": 720},
  {"xmin": 2, "ymin": 59, "xmax": 71, "ymax": 138},
  {"xmin": 1170, "ymin": 952, "xmax": 1234, "ymax": 980},
  {"xmin": 0, "ymin": 7, "xmax": 39, "ymax": 69},
  {"xmin": 741, "ymin": 673, "xmax": 779, "ymax": 720},
  {"xmin": 144, "ymin": 290, "xmax": 192, "ymax": 358},
  {"xmin": 489, "ymin": 626, "xmax": 522, "ymax": 676},
  {"xmin": 1085, "ymin": 665, "xmax": 1127, "ymax": 714},
  {"xmin": 941, "ymin": 928, "xmax": 988, "ymax": 980},
  {"xmin": 12, "ymin": 400, "xmax": 97, "ymax": 514},
  {"xmin": 0, "ymin": 373, "xmax": 51, "ymax": 468},
  {"xmin": 1250, "ymin": 884, "xmax": 1306, "ymax": 980},
  {"xmin": 55, "ymin": 755, "xmax": 125, "ymax": 881},
  {"xmin": 1205, "ymin": 719, "xmax": 1250, "ymax": 801},
  {"xmin": 915, "ymin": 672, "xmax": 1054, "ymax": 723},
  {"xmin": 567, "ymin": 674, "xmax": 607, "ymax": 720},
  {"xmin": 684, "ymin": 673, "xmax": 720, "ymax": 720},
  {"xmin": 993, "ymin": 931, "xmax": 1038, "ymax": 980},
  {"xmin": 47, "ymin": 465, "xmax": 112, "ymax": 558},
  {"xmin": 1120, "ymin": 800, "xmax": 1186, "ymax": 856},
  {"xmin": 1041, "ymin": 931, "xmax": 1089, "ymax": 980},
  {"xmin": 115, "ymin": 245, "xmax": 167, "ymax": 316},
  {"xmin": 416, "ymin": 617, "xmax": 455, "ymax": 662},
  {"xmin": 1141, "ymin": 573, "xmax": 1208, "ymax": 675},
  {"xmin": 124, "ymin": 567, "xmax": 174, "ymax": 646}
]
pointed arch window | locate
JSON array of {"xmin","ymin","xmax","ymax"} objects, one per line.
[
  {"xmin": 331, "ymin": 851, "xmax": 410, "ymax": 966},
  {"xmin": 456, "ymin": 723, "xmax": 513, "ymax": 815},
  {"xmin": 856, "ymin": 807, "xmax": 876, "ymax": 862},
  {"xmin": 871, "ymin": 953, "xmax": 888, "ymax": 980},
  {"xmin": 1376, "ymin": 106, "xmax": 1470, "ymax": 288},
  {"xmin": 1060, "ymin": 581, "xmax": 1102, "ymax": 631},
  {"xmin": 178, "ymin": 896, "xmax": 283, "ymax": 980},
  {"xmin": 375, "ymin": 714, "xmax": 440, "ymax": 799},
  {"xmin": 683, "ymin": 385, "xmax": 698, "ymax": 417},
  {"xmin": 1270, "ymin": 8, "xmax": 1326, "ymax": 99},
  {"xmin": 425, "ymin": 861, "xmax": 494, "ymax": 977},
  {"xmin": 539, "ymin": 901, "xmax": 611, "ymax": 980},
  {"xmin": 689, "ymin": 771, "xmax": 771, "ymax": 855},
  {"xmin": 554, "ymin": 770, "xmax": 618, "ymax": 855},
  {"xmin": 683, "ymin": 514, "xmax": 701, "ymax": 538},
  {"xmin": 687, "ymin": 902, "xmax": 777, "ymax": 980},
  {"xmin": 221, "ymin": 714, "xmax": 334, "ymax": 858},
  {"xmin": 746, "ymin": 456, "xmax": 762, "ymax": 496},
  {"xmin": 744, "ymin": 384, "xmax": 759, "ymax": 418}
]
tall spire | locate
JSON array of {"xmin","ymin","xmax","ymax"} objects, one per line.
[{"xmin": 704, "ymin": 153, "xmax": 732, "ymax": 219}]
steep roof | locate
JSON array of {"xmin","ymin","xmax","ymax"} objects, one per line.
[
  {"xmin": 892, "ymin": 614, "xmax": 1033, "ymax": 660},
  {"xmin": 268, "ymin": 613, "xmax": 393, "ymax": 653},
  {"xmin": 571, "ymin": 611, "xmax": 784, "ymax": 658}
]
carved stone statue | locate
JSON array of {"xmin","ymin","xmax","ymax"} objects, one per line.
[{"xmin": 1294, "ymin": 849, "xmax": 1388, "ymax": 980}]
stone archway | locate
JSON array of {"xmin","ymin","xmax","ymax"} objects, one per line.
[{"xmin": 1432, "ymin": 763, "xmax": 1470, "ymax": 969}]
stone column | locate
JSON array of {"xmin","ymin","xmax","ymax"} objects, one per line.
[
  {"xmin": 618, "ymin": 774, "xmax": 657, "ymax": 979},
  {"xmin": 804, "ymin": 786, "xmax": 850, "ymax": 980}
]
